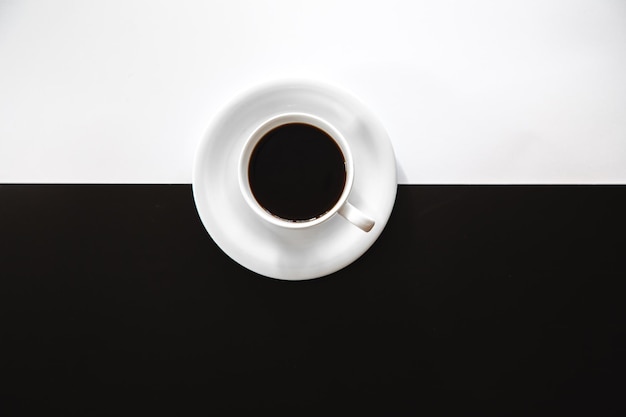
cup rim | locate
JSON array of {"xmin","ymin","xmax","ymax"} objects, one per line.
[{"xmin": 238, "ymin": 112, "xmax": 354, "ymax": 229}]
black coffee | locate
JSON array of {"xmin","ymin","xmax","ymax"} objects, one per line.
[{"xmin": 248, "ymin": 123, "xmax": 347, "ymax": 221}]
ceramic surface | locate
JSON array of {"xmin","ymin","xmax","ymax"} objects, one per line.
[{"xmin": 193, "ymin": 80, "xmax": 397, "ymax": 280}]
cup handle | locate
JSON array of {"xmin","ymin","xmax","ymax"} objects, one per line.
[{"xmin": 338, "ymin": 201, "xmax": 375, "ymax": 232}]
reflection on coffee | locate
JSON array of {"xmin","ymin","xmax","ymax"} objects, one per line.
[{"xmin": 248, "ymin": 123, "xmax": 346, "ymax": 221}]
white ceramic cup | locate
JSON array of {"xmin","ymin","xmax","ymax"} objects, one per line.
[{"xmin": 238, "ymin": 113, "xmax": 375, "ymax": 232}]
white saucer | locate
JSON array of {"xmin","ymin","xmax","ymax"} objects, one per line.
[{"xmin": 192, "ymin": 79, "xmax": 397, "ymax": 280}]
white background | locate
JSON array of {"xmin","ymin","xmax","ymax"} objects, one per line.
[{"xmin": 1, "ymin": 0, "xmax": 625, "ymax": 184}]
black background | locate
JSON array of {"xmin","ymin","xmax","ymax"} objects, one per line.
[{"xmin": 1, "ymin": 185, "xmax": 624, "ymax": 416}]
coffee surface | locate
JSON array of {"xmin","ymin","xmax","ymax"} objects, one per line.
[{"xmin": 248, "ymin": 123, "xmax": 346, "ymax": 221}]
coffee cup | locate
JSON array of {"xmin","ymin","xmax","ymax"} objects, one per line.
[{"xmin": 238, "ymin": 113, "xmax": 375, "ymax": 232}]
